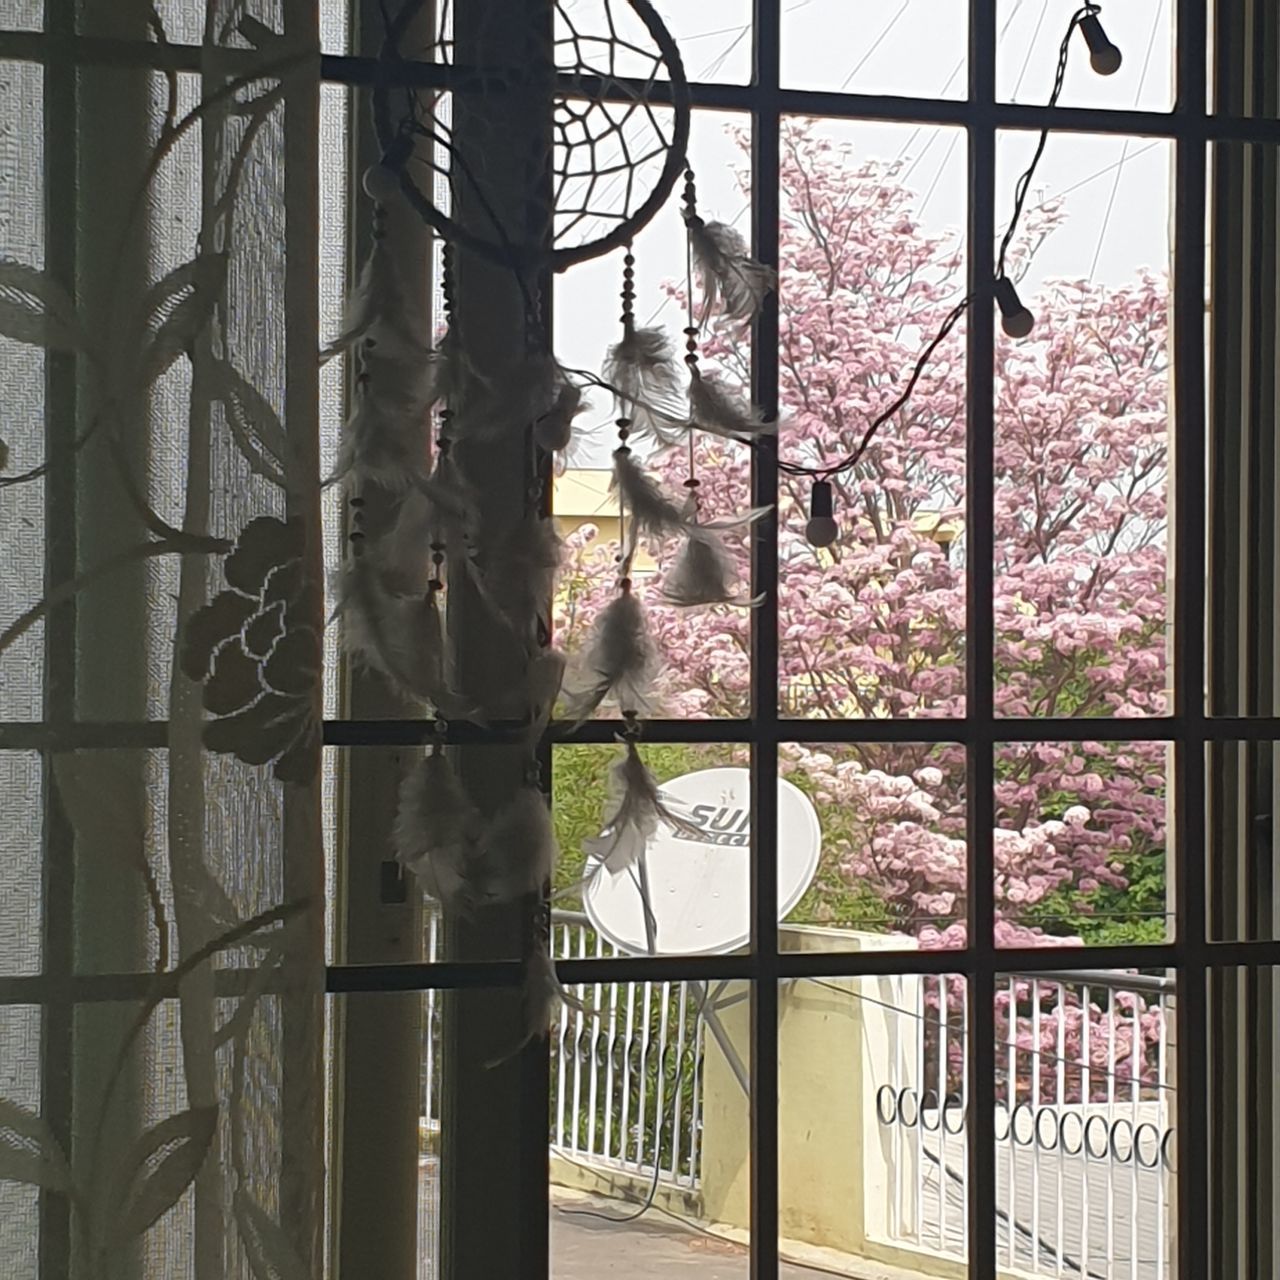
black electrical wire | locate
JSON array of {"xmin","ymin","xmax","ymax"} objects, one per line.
[
  {"xmin": 556, "ymin": 1030, "xmax": 698, "ymax": 1224},
  {"xmin": 776, "ymin": 2, "xmax": 1104, "ymax": 486}
]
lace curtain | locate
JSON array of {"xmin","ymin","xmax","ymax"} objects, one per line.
[{"xmin": 0, "ymin": 3, "xmax": 328, "ymax": 1276}]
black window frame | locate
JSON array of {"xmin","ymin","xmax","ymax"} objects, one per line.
[{"xmin": 4, "ymin": 1, "xmax": 1280, "ymax": 1277}]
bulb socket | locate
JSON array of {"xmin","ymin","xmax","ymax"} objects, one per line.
[
  {"xmin": 1079, "ymin": 13, "xmax": 1122, "ymax": 75},
  {"xmin": 994, "ymin": 276, "xmax": 1035, "ymax": 339},
  {"xmin": 805, "ymin": 480, "xmax": 839, "ymax": 548}
]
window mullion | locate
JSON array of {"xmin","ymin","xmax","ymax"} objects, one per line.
[
  {"xmin": 749, "ymin": 3, "xmax": 781, "ymax": 1279},
  {"xmin": 965, "ymin": 1, "xmax": 998, "ymax": 1276},
  {"xmin": 1175, "ymin": 0, "xmax": 1212, "ymax": 1276}
]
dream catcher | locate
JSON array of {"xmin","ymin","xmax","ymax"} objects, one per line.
[{"xmin": 330, "ymin": 0, "xmax": 1127, "ymax": 1049}]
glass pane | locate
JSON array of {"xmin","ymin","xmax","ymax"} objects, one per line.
[
  {"xmin": 1206, "ymin": 141, "xmax": 1280, "ymax": 719},
  {"xmin": 997, "ymin": 0, "xmax": 1173, "ymax": 113},
  {"xmin": 0, "ymin": 57, "xmax": 45, "ymax": 723},
  {"xmin": 783, "ymin": 0, "xmax": 967, "ymax": 100},
  {"xmin": 995, "ymin": 741, "xmax": 1171, "ymax": 948},
  {"xmin": 330, "ymin": 991, "xmax": 444, "ymax": 1279},
  {"xmin": 551, "ymin": 978, "xmax": 751, "ymax": 1276},
  {"xmin": 0, "ymin": 752, "xmax": 41, "ymax": 975},
  {"xmin": 0, "ymin": 0, "xmax": 40, "ymax": 30},
  {"xmin": 780, "ymin": 742, "xmax": 966, "ymax": 954},
  {"xmin": 0, "ymin": 1005, "xmax": 41, "ymax": 1276},
  {"xmin": 554, "ymin": 742, "xmax": 752, "ymax": 956},
  {"xmin": 1206, "ymin": 740, "xmax": 1280, "ymax": 942},
  {"xmin": 995, "ymin": 968, "xmax": 1177, "ymax": 1278},
  {"xmin": 995, "ymin": 132, "xmax": 1172, "ymax": 722},
  {"xmin": 778, "ymin": 117, "xmax": 967, "ymax": 721},
  {"xmin": 781, "ymin": 971, "xmax": 969, "ymax": 1275},
  {"xmin": 554, "ymin": 112, "xmax": 753, "ymax": 720},
  {"xmin": 1206, "ymin": 968, "xmax": 1279, "ymax": 1276}
]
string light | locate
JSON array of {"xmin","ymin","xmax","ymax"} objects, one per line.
[
  {"xmin": 804, "ymin": 480, "xmax": 839, "ymax": 548},
  {"xmin": 994, "ymin": 276, "xmax": 1035, "ymax": 339},
  {"xmin": 1079, "ymin": 11, "xmax": 1123, "ymax": 76},
  {"xmin": 788, "ymin": 3, "xmax": 1121, "ymax": 544}
]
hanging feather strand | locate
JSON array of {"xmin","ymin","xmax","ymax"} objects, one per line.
[
  {"xmin": 611, "ymin": 447, "xmax": 692, "ymax": 545},
  {"xmin": 393, "ymin": 749, "xmax": 482, "ymax": 912},
  {"xmin": 661, "ymin": 529, "xmax": 765, "ymax": 608},
  {"xmin": 583, "ymin": 739, "xmax": 701, "ymax": 879},
  {"xmin": 688, "ymin": 371, "xmax": 775, "ymax": 443},
  {"xmin": 473, "ymin": 786, "xmax": 558, "ymax": 905},
  {"xmin": 486, "ymin": 936, "xmax": 586, "ymax": 1067},
  {"xmin": 563, "ymin": 586, "xmax": 655, "ymax": 725},
  {"xmin": 687, "ymin": 219, "xmax": 776, "ymax": 327},
  {"xmin": 602, "ymin": 325, "xmax": 688, "ymax": 445}
]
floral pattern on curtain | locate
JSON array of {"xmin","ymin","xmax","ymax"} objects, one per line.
[{"xmin": 0, "ymin": 4, "xmax": 326, "ymax": 1277}]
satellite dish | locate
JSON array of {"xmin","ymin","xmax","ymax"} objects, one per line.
[{"xmin": 583, "ymin": 767, "xmax": 822, "ymax": 956}]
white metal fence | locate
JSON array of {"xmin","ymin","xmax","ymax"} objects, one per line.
[
  {"xmin": 421, "ymin": 910, "xmax": 707, "ymax": 1191},
  {"xmin": 420, "ymin": 913, "xmax": 1176, "ymax": 1279},
  {"xmin": 878, "ymin": 970, "xmax": 1176, "ymax": 1279}
]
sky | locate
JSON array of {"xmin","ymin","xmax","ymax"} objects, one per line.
[{"xmin": 549, "ymin": 0, "xmax": 1175, "ymax": 465}]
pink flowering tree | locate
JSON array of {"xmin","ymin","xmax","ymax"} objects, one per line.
[
  {"xmin": 559, "ymin": 121, "xmax": 1169, "ymax": 959},
  {"xmin": 556, "ymin": 120, "xmax": 1172, "ymax": 1092}
]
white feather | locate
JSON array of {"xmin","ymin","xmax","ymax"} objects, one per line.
[
  {"xmin": 534, "ymin": 379, "xmax": 584, "ymax": 453},
  {"xmin": 687, "ymin": 219, "xmax": 777, "ymax": 326},
  {"xmin": 450, "ymin": 353, "xmax": 562, "ymax": 440},
  {"xmin": 336, "ymin": 555, "xmax": 457, "ymax": 712},
  {"xmin": 526, "ymin": 647, "xmax": 567, "ymax": 748},
  {"xmin": 611, "ymin": 448, "xmax": 693, "ymax": 546},
  {"xmin": 322, "ymin": 238, "xmax": 430, "ymax": 363},
  {"xmin": 332, "ymin": 390, "xmax": 434, "ymax": 493},
  {"xmin": 602, "ymin": 325, "xmax": 688, "ymax": 445},
  {"xmin": 688, "ymin": 372, "xmax": 776, "ymax": 442},
  {"xmin": 468, "ymin": 514, "xmax": 562, "ymax": 640},
  {"xmin": 485, "ymin": 937, "xmax": 585, "ymax": 1067},
  {"xmin": 393, "ymin": 750, "xmax": 482, "ymax": 911},
  {"xmin": 473, "ymin": 787, "xmax": 558, "ymax": 904},
  {"xmin": 563, "ymin": 588, "xmax": 656, "ymax": 725},
  {"xmin": 583, "ymin": 740, "xmax": 701, "ymax": 878},
  {"xmin": 660, "ymin": 530, "xmax": 765, "ymax": 607}
]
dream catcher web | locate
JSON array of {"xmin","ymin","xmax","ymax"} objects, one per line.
[
  {"xmin": 373, "ymin": 0, "xmax": 690, "ymax": 272},
  {"xmin": 552, "ymin": 1, "xmax": 679, "ymax": 250}
]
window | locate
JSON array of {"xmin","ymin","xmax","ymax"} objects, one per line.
[{"xmin": 0, "ymin": 2, "xmax": 1277, "ymax": 1279}]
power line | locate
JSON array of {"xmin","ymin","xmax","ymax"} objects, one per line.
[
  {"xmin": 1010, "ymin": 0, "xmax": 1052, "ymax": 103},
  {"xmin": 1088, "ymin": 5, "xmax": 1163, "ymax": 280},
  {"xmin": 838, "ymin": 0, "xmax": 911, "ymax": 92}
]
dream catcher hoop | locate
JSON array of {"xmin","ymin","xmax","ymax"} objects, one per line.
[{"xmin": 371, "ymin": 0, "xmax": 692, "ymax": 272}]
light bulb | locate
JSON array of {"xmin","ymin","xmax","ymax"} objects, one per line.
[
  {"xmin": 994, "ymin": 276, "xmax": 1035, "ymax": 339},
  {"xmin": 362, "ymin": 162, "xmax": 401, "ymax": 204},
  {"xmin": 1079, "ymin": 13, "xmax": 1122, "ymax": 76},
  {"xmin": 805, "ymin": 480, "xmax": 839, "ymax": 548}
]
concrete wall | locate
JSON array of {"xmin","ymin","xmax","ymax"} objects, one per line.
[{"xmin": 699, "ymin": 927, "xmax": 929, "ymax": 1266}]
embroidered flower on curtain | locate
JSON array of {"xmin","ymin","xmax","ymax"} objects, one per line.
[{"xmin": 181, "ymin": 515, "xmax": 321, "ymax": 784}]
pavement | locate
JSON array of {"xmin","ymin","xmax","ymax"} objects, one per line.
[{"xmin": 550, "ymin": 1197, "xmax": 815, "ymax": 1278}]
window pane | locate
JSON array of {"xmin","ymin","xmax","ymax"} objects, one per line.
[
  {"xmin": 994, "ymin": 968, "xmax": 1177, "ymax": 1278},
  {"xmin": 0, "ymin": 57, "xmax": 45, "ymax": 723},
  {"xmin": 1206, "ymin": 740, "xmax": 1280, "ymax": 942},
  {"xmin": 0, "ymin": 752, "xmax": 41, "ymax": 976},
  {"xmin": 0, "ymin": 0, "xmax": 40, "ymax": 31},
  {"xmin": 1206, "ymin": 140, "xmax": 1280, "ymax": 719},
  {"xmin": 778, "ymin": 117, "xmax": 966, "ymax": 721},
  {"xmin": 781, "ymin": 971, "xmax": 970, "ymax": 1276},
  {"xmin": 0, "ymin": 1005, "xmax": 40, "ymax": 1276},
  {"xmin": 782, "ymin": 0, "xmax": 967, "ymax": 100},
  {"xmin": 550, "ymin": 978, "xmax": 751, "ymax": 1277},
  {"xmin": 997, "ymin": 0, "xmax": 1173, "ymax": 114},
  {"xmin": 554, "ymin": 742, "xmax": 752, "ymax": 957},
  {"xmin": 1205, "ymin": 967, "xmax": 1280, "ymax": 1277},
  {"xmin": 995, "ymin": 741, "xmax": 1171, "ymax": 949},
  {"xmin": 554, "ymin": 112, "xmax": 753, "ymax": 720},
  {"xmin": 995, "ymin": 132, "xmax": 1172, "ymax": 722},
  {"xmin": 780, "ymin": 742, "xmax": 966, "ymax": 954}
]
